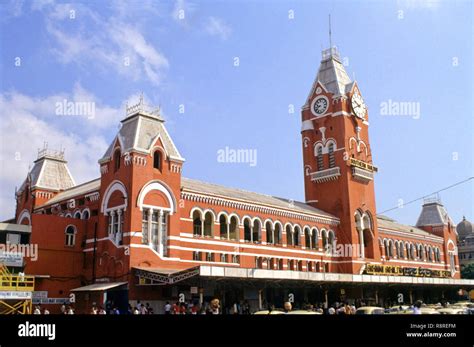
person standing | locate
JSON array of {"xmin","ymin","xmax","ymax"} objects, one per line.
[
  {"xmin": 33, "ymin": 305, "xmax": 41, "ymax": 314},
  {"xmin": 413, "ymin": 300, "xmax": 422, "ymax": 314},
  {"xmin": 283, "ymin": 302, "xmax": 292, "ymax": 314},
  {"xmin": 164, "ymin": 301, "xmax": 171, "ymax": 314},
  {"xmin": 206, "ymin": 298, "xmax": 220, "ymax": 314}
]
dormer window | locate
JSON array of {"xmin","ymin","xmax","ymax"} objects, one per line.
[
  {"xmin": 153, "ymin": 150, "xmax": 162, "ymax": 171},
  {"xmin": 114, "ymin": 149, "xmax": 121, "ymax": 172}
]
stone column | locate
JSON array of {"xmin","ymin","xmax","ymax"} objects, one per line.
[{"xmin": 158, "ymin": 210, "xmax": 163, "ymax": 255}]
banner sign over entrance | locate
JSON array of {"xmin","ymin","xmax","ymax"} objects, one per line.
[{"xmin": 365, "ymin": 264, "xmax": 451, "ymax": 278}]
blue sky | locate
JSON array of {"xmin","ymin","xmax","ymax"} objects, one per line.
[{"xmin": 0, "ymin": 0, "xmax": 472, "ymax": 226}]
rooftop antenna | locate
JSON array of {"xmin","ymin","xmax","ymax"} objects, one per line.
[{"xmin": 329, "ymin": 14, "xmax": 332, "ymax": 49}]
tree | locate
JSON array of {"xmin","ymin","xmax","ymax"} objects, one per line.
[{"xmin": 460, "ymin": 263, "xmax": 474, "ymax": 279}]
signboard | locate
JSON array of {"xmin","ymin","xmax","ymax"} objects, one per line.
[
  {"xmin": 365, "ymin": 264, "xmax": 451, "ymax": 278},
  {"xmin": 348, "ymin": 158, "xmax": 378, "ymax": 172},
  {"xmin": 32, "ymin": 298, "xmax": 70, "ymax": 305},
  {"xmin": 0, "ymin": 251, "xmax": 24, "ymax": 267},
  {"xmin": 32, "ymin": 291, "xmax": 48, "ymax": 300},
  {"xmin": 0, "ymin": 291, "xmax": 32, "ymax": 300}
]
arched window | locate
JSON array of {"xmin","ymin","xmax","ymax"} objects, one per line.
[
  {"xmin": 297, "ymin": 260, "xmax": 303, "ymax": 271},
  {"xmin": 192, "ymin": 210, "xmax": 202, "ymax": 236},
  {"xmin": 328, "ymin": 231, "xmax": 335, "ymax": 250},
  {"xmin": 286, "ymin": 225, "xmax": 293, "ymax": 246},
  {"xmin": 410, "ymin": 244, "xmax": 415, "ymax": 260},
  {"xmin": 244, "ymin": 218, "xmax": 252, "ymax": 242},
  {"xmin": 65, "ymin": 226, "xmax": 76, "ymax": 246},
  {"xmin": 418, "ymin": 245, "xmax": 424, "ymax": 261},
  {"xmin": 74, "ymin": 211, "xmax": 81, "ymax": 219},
  {"xmin": 153, "ymin": 150, "xmax": 162, "ymax": 171},
  {"xmin": 274, "ymin": 223, "xmax": 282, "ymax": 244},
  {"xmin": 229, "ymin": 216, "xmax": 238, "ymax": 240},
  {"xmin": 252, "ymin": 219, "xmax": 261, "ymax": 243},
  {"xmin": 265, "ymin": 222, "xmax": 273, "ymax": 244},
  {"xmin": 293, "ymin": 226, "xmax": 300, "ymax": 246},
  {"xmin": 317, "ymin": 146, "xmax": 324, "ymax": 171},
  {"xmin": 82, "ymin": 210, "xmax": 90, "ymax": 220},
  {"xmin": 114, "ymin": 149, "xmax": 121, "ymax": 172},
  {"xmin": 311, "ymin": 228, "xmax": 318, "ymax": 249},
  {"xmin": 399, "ymin": 242, "xmax": 405, "ymax": 258},
  {"xmin": 219, "ymin": 214, "xmax": 228, "ymax": 239},
  {"xmin": 328, "ymin": 143, "xmax": 335, "ymax": 168},
  {"xmin": 304, "ymin": 227, "xmax": 311, "ymax": 249},
  {"xmin": 322, "ymin": 230, "xmax": 328, "ymax": 251},
  {"xmin": 203, "ymin": 212, "xmax": 213, "ymax": 237}
]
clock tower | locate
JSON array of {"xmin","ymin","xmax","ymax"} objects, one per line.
[{"xmin": 301, "ymin": 46, "xmax": 380, "ymax": 273}]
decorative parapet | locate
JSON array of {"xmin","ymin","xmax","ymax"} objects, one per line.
[
  {"xmin": 170, "ymin": 163, "xmax": 182, "ymax": 173},
  {"xmin": 85, "ymin": 192, "xmax": 100, "ymax": 202},
  {"xmin": 126, "ymin": 94, "xmax": 161, "ymax": 119},
  {"xmin": 310, "ymin": 167, "xmax": 341, "ymax": 183}
]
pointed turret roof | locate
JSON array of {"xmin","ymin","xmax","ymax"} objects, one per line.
[
  {"xmin": 99, "ymin": 97, "xmax": 184, "ymax": 163},
  {"xmin": 416, "ymin": 197, "xmax": 454, "ymax": 227},
  {"xmin": 18, "ymin": 146, "xmax": 75, "ymax": 193},
  {"xmin": 304, "ymin": 47, "xmax": 353, "ymax": 107}
]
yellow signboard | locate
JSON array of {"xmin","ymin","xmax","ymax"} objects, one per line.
[{"xmin": 348, "ymin": 158, "xmax": 378, "ymax": 172}]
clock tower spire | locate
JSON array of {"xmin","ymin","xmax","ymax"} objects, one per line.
[{"xmin": 301, "ymin": 45, "xmax": 380, "ymax": 273}]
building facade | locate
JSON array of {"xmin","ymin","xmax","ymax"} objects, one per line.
[{"xmin": 9, "ymin": 46, "xmax": 474, "ymax": 313}]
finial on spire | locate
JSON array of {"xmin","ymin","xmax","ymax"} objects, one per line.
[{"xmin": 329, "ymin": 14, "xmax": 332, "ymax": 49}]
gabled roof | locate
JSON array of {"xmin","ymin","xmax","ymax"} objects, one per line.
[
  {"xmin": 181, "ymin": 177, "xmax": 338, "ymax": 221},
  {"xmin": 100, "ymin": 112, "xmax": 184, "ymax": 162}
]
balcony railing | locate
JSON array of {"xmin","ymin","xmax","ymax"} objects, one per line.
[
  {"xmin": 351, "ymin": 166, "xmax": 374, "ymax": 183},
  {"xmin": 310, "ymin": 167, "xmax": 341, "ymax": 183}
]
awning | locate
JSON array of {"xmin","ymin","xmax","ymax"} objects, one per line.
[
  {"xmin": 71, "ymin": 282, "xmax": 128, "ymax": 292},
  {"xmin": 134, "ymin": 266, "xmax": 199, "ymax": 285}
]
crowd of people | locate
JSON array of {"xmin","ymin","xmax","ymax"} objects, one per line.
[
  {"xmin": 30, "ymin": 298, "xmax": 436, "ymax": 315},
  {"xmin": 33, "ymin": 304, "xmax": 75, "ymax": 314}
]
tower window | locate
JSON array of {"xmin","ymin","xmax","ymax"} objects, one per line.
[
  {"xmin": 153, "ymin": 150, "xmax": 162, "ymax": 171},
  {"xmin": 328, "ymin": 143, "xmax": 335, "ymax": 168},
  {"xmin": 114, "ymin": 149, "xmax": 121, "ymax": 172},
  {"xmin": 317, "ymin": 146, "xmax": 324, "ymax": 171},
  {"xmin": 65, "ymin": 225, "xmax": 76, "ymax": 247}
]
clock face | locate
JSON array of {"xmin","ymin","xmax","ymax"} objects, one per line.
[
  {"xmin": 311, "ymin": 96, "xmax": 328, "ymax": 115},
  {"xmin": 351, "ymin": 92, "xmax": 366, "ymax": 119}
]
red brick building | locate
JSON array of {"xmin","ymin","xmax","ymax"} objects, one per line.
[{"xmin": 10, "ymin": 46, "xmax": 473, "ymax": 313}]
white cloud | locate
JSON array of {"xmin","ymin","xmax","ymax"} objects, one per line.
[
  {"xmin": 205, "ymin": 16, "xmax": 232, "ymax": 40},
  {"xmin": 0, "ymin": 87, "xmax": 128, "ymax": 220},
  {"xmin": 33, "ymin": 0, "xmax": 169, "ymax": 86}
]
